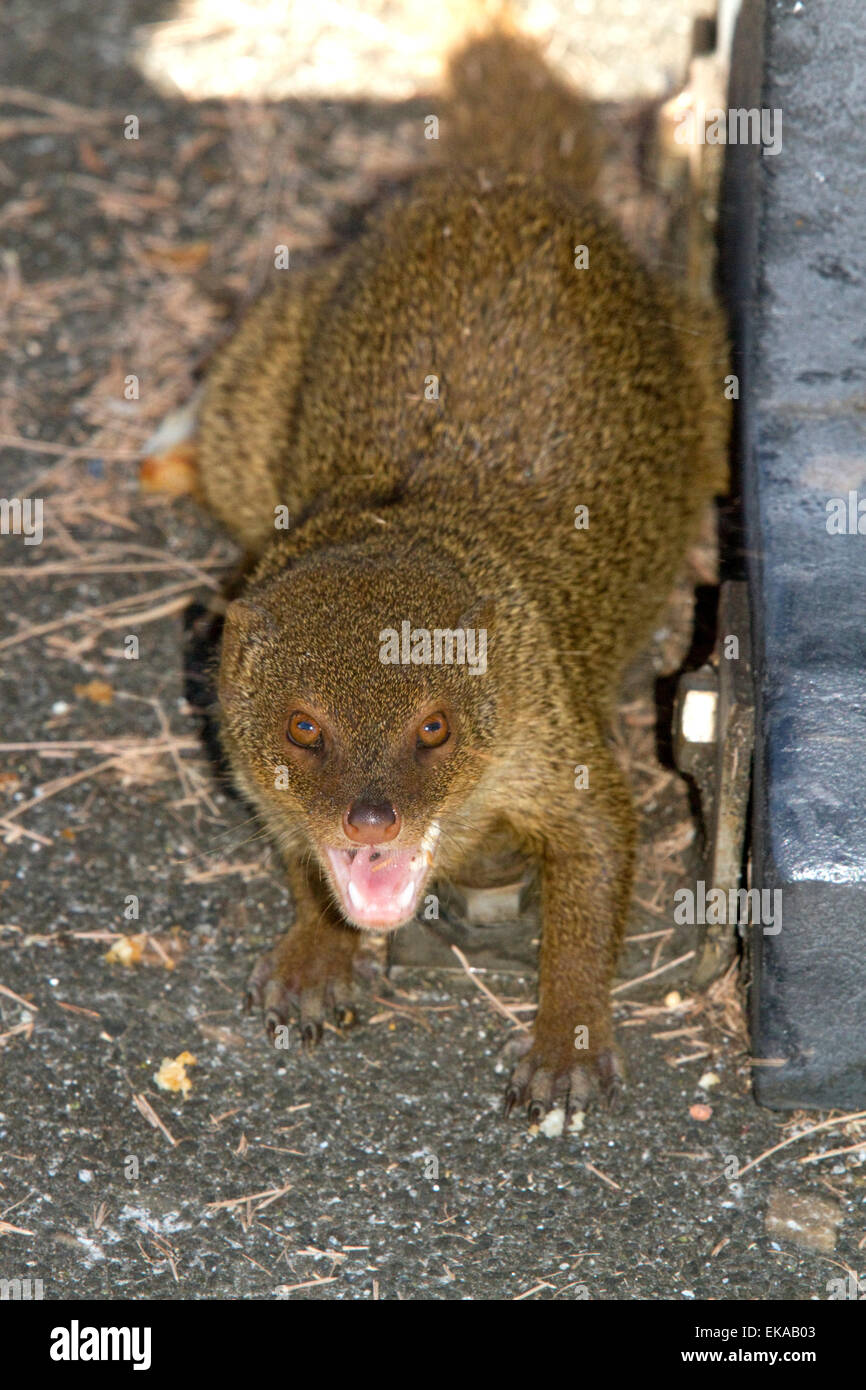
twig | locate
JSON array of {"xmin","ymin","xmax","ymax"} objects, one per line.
[
  {"xmin": 513, "ymin": 1282, "xmax": 556, "ymax": 1300},
  {"xmin": 799, "ymin": 1139, "xmax": 866, "ymax": 1165},
  {"xmin": 0, "ymin": 579, "xmax": 213, "ymax": 652},
  {"xmin": 0, "ymin": 86, "xmax": 112, "ymax": 126},
  {"xmin": 0, "ymin": 1021, "xmax": 34, "ymax": 1047},
  {"xmin": 0, "ymin": 433, "xmax": 142, "ymax": 459},
  {"xmin": 0, "ymin": 559, "xmax": 228, "ymax": 580},
  {"xmin": 450, "ymin": 945, "xmax": 530, "ymax": 1030},
  {"xmin": 1, "ymin": 757, "xmax": 126, "ymax": 827},
  {"xmin": 206, "ymin": 1184, "xmax": 292, "ymax": 1212},
  {"xmin": 132, "ymin": 1093, "xmax": 178, "ymax": 1147},
  {"xmin": 584, "ymin": 1161, "xmax": 621, "ymax": 1190},
  {"xmin": 274, "ymin": 1277, "xmax": 338, "ymax": 1293},
  {"xmin": 0, "ymin": 819, "xmax": 52, "ymax": 847},
  {"xmin": 667, "ymin": 1049, "xmax": 712, "ymax": 1067},
  {"xmin": 0, "ymin": 737, "xmax": 199, "ymax": 754},
  {"xmin": 610, "ymin": 951, "xmax": 695, "ymax": 996},
  {"xmin": 737, "ymin": 1110, "xmax": 866, "ymax": 1179},
  {"xmin": 0, "ymin": 983, "xmax": 38, "ymax": 1010}
]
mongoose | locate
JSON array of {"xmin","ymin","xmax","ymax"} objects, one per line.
[{"xmin": 196, "ymin": 31, "xmax": 729, "ymax": 1125}]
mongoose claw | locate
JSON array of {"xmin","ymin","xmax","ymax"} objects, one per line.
[
  {"xmin": 301, "ymin": 1020, "xmax": 324, "ymax": 1051},
  {"xmin": 503, "ymin": 1085, "xmax": 521, "ymax": 1120},
  {"xmin": 596, "ymin": 1048, "xmax": 625, "ymax": 1110},
  {"xmin": 504, "ymin": 1040, "xmax": 624, "ymax": 1130},
  {"xmin": 527, "ymin": 1099, "xmax": 546, "ymax": 1127}
]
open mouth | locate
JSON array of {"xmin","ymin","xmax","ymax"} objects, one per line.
[{"xmin": 324, "ymin": 822, "xmax": 440, "ymax": 931}]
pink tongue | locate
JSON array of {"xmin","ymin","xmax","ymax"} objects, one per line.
[{"xmin": 349, "ymin": 846, "xmax": 417, "ymax": 903}]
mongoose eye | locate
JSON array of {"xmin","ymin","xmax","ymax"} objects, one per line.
[
  {"xmin": 417, "ymin": 712, "xmax": 450, "ymax": 749},
  {"xmin": 287, "ymin": 711, "xmax": 323, "ymax": 750}
]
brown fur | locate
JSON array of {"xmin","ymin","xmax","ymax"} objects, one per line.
[{"xmin": 196, "ymin": 32, "xmax": 729, "ymax": 1122}]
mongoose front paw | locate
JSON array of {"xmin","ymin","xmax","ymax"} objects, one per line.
[
  {"xmin": 245, "ymin": 924, "xmax": 358, "ymax": 1051},
  {"xmin": 503, "ymin": 1029, "xmax": 624, "ymax": 1128}
]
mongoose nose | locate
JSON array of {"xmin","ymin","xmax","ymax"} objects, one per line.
[{"xmin": 343, "ymin": 799, "xmax": 400, "ymax": 845}]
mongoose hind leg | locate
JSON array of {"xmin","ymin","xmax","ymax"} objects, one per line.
[
  {"xmin": 246, "ymin": 859, "xmax": 362, "ymax": 1048},
  {"xmin": 198, "ymin": 258, "xmax": 347, "ymax": 555}
]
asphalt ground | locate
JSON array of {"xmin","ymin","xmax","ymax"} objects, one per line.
[{"xmin": 0, "ymin": 0, "xmax": 864, "ymax": 1304}]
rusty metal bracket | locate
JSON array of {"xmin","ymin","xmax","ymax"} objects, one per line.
[
  {"xmin": 388, "ymin": 847, "xmax": 538, "ymax": 976},
  {"xmin": 674, "ymin": 580, "xmax": 754, "ymax": 987}
]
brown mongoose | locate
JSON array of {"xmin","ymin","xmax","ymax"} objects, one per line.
[{"xmin": 196, "ymin": 31, "xmax": 729, "ymax": 1125}]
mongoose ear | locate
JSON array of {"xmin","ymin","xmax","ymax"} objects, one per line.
[{"xmin": 218, "ymin": 599, "xmax": 275, "ymax": 705}]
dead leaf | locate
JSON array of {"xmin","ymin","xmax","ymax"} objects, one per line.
[
  {"xmin": 77, "ymin": 138, "xmax": 108, "ymax": 175},
  {"xmin": 154, "ymin": 1050, "xmax": 198, "ymax": 1097},
  {"xmin": 141, "ymin": 240, "xmax": 211, "ymax": 272},
  {"xmin": 74, "ymin": 679, "xmax": 114, "ymax": 705},
  {"xmin": 139, "ymin": 444, "xmax": 200, "ymax": 498}
]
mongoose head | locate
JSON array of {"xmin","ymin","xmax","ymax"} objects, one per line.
[{"xmin": 219, "ymin": 544, "xmax": 498, "ymax": 931}]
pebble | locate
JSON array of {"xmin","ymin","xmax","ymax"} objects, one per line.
[
  {"xmin": 698, "ymin": 1071, "xmax": 720, "ymax": 1090},
  {"xmin": 765, "ymin": 1188, "xmax": 841, "ymax": 1253}
]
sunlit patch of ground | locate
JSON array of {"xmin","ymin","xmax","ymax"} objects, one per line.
[{"xmin": 133, "ymin": 0, "xmax": 708, "ymax": 102}]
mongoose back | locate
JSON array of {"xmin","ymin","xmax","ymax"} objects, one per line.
[{"xmin": 196, "ymin": 31, "xmax": 729, "ymax": 1124}]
